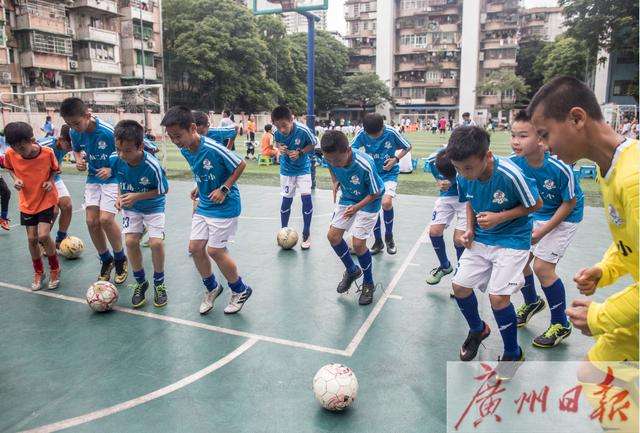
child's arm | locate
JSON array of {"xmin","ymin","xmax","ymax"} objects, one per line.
[
  {"xmin": 343, "ymin": 191, "xmax": 381, "ymax": 219},
  {"xmin": 73, "ymin": 150, "xmax": 87, "ymax": 171},
  {"xmin": 531, "ymin": 198, "xmax": 576, "ymax": 244},
  {"xmin": 6, "ymin": 169, "xmax": 23, "ymax": 190},
  {"xmin": 329, "ymin": 169, "xmax": 339, "ymax": 203},
  {"xmin": 209, "ymin": 160, "xmax": 246, "ymax": 204},
  {"xmin": 119, "ymin": 190, "xmax": 159, "ymax": 208},
  {"xmin": 476, "ymin": 198, "xmax": 542, "ymax": 229},
  {"xmin": 461, "ymin": 202, "xmax": 476, "ymax": 248}
]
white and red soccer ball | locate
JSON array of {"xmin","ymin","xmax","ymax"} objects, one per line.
[
  {"xmin": 86, "ymin": 281, "xmax": 119, "ymax": 312},
  {"xmin": 313, "ymin": 363, "xmax": 358, "ymax": 411}
]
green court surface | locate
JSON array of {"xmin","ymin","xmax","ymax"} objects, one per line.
[{"xmin": 0, "ymin": 176, "xmax": 628, "ymax": 433}]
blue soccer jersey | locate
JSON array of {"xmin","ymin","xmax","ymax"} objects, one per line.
[
  {"xmin": 350, "ymin": 125, "xmax": 411, "ymax": 181},
  {"xmin": 274, "ymin": 121, "xmax": 317, "ymax": 176},
  {"xmin": 329, "ymin": 151, "xmax": 385, "ymax": 213},
  {"xmin": 180, "ymin": 136, "xmax": 242, "ymax": 219},
  {"xmin": 510, "ymin": 153, "xmax": 584, "ymax": 223},
  {"xmin": 426, "ymin": 151, "xmax": 458, "ymax": 197},
  {"xmin": 70, "ymin": 117, "xmax": 117, "ymax": 184},
  {"xmin": 38, "ymin": 136, "xmax": 67, "ymax": 182},
  {"xmin": 109, "ymin": 151, "xmax": 168, "ymax": 214},
  {"xmin": 206, "ymin": 126, "xmax": 237, "ymax": 144},
  {"xmin": 457, "ymin": 156, "xmax": 540, "ymax": 250}
]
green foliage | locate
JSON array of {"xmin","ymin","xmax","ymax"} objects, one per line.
[
  {"xmin": 476, "ymin": 70, "xmax": 529, "ymax": 110},
  {"xmin": 532, "ymin": 36, "xmax": 588, "ymax": 83},
  {"xmin": 516, "ymin": 38, "xmax": 549, "ymax": 103},
  {"xmin": 341, "ymin": 73, "xmax": 392, "ymax": 112}
]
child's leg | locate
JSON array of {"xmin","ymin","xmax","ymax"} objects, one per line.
[
  {"xmin": 521, "ymin": 255, "xmax": 538, "ymax": 304},
  {"xmin": 0, "ymin": 177, "xmax": 10, "ymax": 220},
  {"xmin": 381, "ymin": 194, "xmax": 394, "ymax": 239},
  {"xmin": 534, "ymin": 258, "xmax": 568, "ymax": 326},
  {"xmin": 208, "ymin": 247, "xmax": 244, "ymax": 291},
  {"xmin": 100, "ymin": 210, "xmax": 124, "ymax": 257},
  {"xmin": 86, "ymin": 206, "xmax": 110, "ymax": 258},
  {"xmin": 373, "ymin": 215, "xmax": 382, "ymax": 243},
  {"xmin": 453, "ymin": 283, "xmax": 484, "ymax": 333},
  {"xmin": 56, "ymin": 196, "xmax": 73, "ymax": 242},
  {"xmin": 26, "ymin": 225, "xmax": 42, "ymax": 264},
  {"xmin": 327, "ymin": 225, "xmax": 358, "ymax": 274},
  {"xmin": 490, "ymin": 294, "xmax": 520, "ymax": 359},
  {"xmin": 189, "ymin": 239, "xmax": 213, "ymax": 280},
  {"xmin": 353, "ymin": 237, "xmax": 373, "ymax": 283},
  {"xmin": 279, "ymin": 176, "xmax": 294, "ymax": 228},
  {"xmin": 148, "ymin": 237, "xmax": 165, "ymax": 285},
  {"xmin": 301, "ymin": 193, "xmax": 313, "ymax": 240},
  {"xmin": 453, "ymin": 229, "xmax": 466, "ymax": 261},
  {"xmin": 38, "ymin": 220, "xmax": 59, "ymax": 289},
  {"xmin": 429, "ymin": 223, "xmax": 450, "ymax": 268},
  {"xmin": 125, "ymin": 233, "xmax": 144, "ymax": 280}
]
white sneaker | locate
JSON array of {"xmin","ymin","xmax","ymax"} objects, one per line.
[
  {"xmin": 301, "ymin": 237, "xmax": 311, "ymax": 250},
  {"xmin": 223, "ymin": 287, "xmax": 253, "ymax": 314},
  {"xmin": 199, "ymin": 284, "xmax": 223, "ymax": 315}
]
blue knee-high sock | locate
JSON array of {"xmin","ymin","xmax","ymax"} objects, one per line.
[
  {"xmin": 383, "ymin": 208, "xmax": 394, "ymax": 238},
  {"xmin": 133, "ymin": 269, "xmax": 146, "ymax": 284},
  {"xmin": 153, "ymin": 272, "xmax": 164, "ymax": 286},
  {"xmin": 99, "ymin": 250, "xmax": 113, "ymax": 264},
  {"xmin": 521, "ymin": 274, "xmax": 538, "ymax": 305},
  {"xmin": 0, "ymin": 210, "xmax": 6, "ymax": 220},
  {"xmin": 301, "ymin": 194, "xmax": 313, "ymax": 238},
  {"xmin": 357, "ymin": 251, "xmax": 373, "ymax": 284},
  {"xmin": 455, "ymin": 292, "xmax": 484, "ymax": 333},
  {"xmin": 542, "ymin": 278, "xmax": 569, "ymax": 326},
  {"xmin": 373, "ymin": 215, "xmax": 382, "ymax": 241},
  {"xmin": 455, "ymin": 245, "xmax": 465, "ymax": 261},
  {"xmin": 113, "ymin": 249, "xmax": 126, "ymax": 262},
  {"xmin": 332, "ymin": 240, "xmax": 358, "ymax": 274},
  {"xmin": 280, "ymin": 196, "xmax": 293, "ymax": 228},
  {"xmin": 203, "ymin": 274, "xmax": 218, "ymax": 292},
  {"xmin": 430, "ymin": 235, "xmax": 451, "ymax": 269},
  {"xmin": 492, "ymin": 303, "xmax": 520, "ymax": 359},
  {"xmin": 56, "ymin": 230, "xmax": 67, "ymax": 243},
  {"xmin": 229, "ymin": 277, "xmax": 247, "ymax": 294}
]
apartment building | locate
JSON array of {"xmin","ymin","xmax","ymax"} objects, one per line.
[{"xmin": 282, "ymin": 9, "xmax": 327, "ymax": 34}]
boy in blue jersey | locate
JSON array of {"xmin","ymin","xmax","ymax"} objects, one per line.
[
  {"xmin": 271, "ymin": 106, "xmax": 317, "ymax": 250},
  {"xmin": 448, "ymin": 126, "xmax": 541, "ymax": 380},
  {"xmin": 425, "ymin": 148, "xmax": 467, "ymax": 285},
  {"xmin": 99, "ymin": 120, "xmax": 169, "ymax": 308},
  {"xmin": 193, "ymin": 111, "xmax": 238, "ymax": 151},
  {"xmin": 351, "ymin": 113, "xmax": 411, "ymax": 255},
  {"xmin": 38, "ymin": 125, "xmax": 74, "ymax": 249},
  {"xmin": 60, "ymin": 97, "xmax": 127, "ymax": 284},
  {"xmin": 322, "ymin": 130, "xmax": 385, "ymax": 306},
  {"xmin": 510, "ymin": 110, "xmax": 584, "ymax": 348},
  {"xmin": 161, "ymin": 106, "xmax": 252, "ymax": 315}
]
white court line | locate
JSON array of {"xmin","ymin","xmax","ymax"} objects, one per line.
[
  {"xmin": 343, "ymin": 225, "xmax": 429, "ymax": 356},
  {"xmin": 388, "ymin": 294, "xmax": 403, "ymax": 300},
  {"xmin": 8, "ymin": 208, "xmax": 84, "ymax": 229},
  {"xmin": 408, "ymin": 262, "xmax": 421, "ymax": 267},
  {"xmin": 19, "ymin": 338, "xmax": 258, "ymax": 433},
  {"xmin": 0, "ymin": 281, "xmax": 347, "ymax": 357},
  {"xmin": 240, "ymin": 212, "xmax": 331, "ymax": 221}
]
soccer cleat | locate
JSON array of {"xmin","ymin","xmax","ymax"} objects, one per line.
[
  {"xmin": 0, "ymin": 217, "xmax": 9, "ymax": 231},
  {"xmin": 516, "ymin": 297, "xmax": 546, "ymax": 328},
  {"xmin": 495, "ymin": 347, "xmax": 525, "ymax": 381},
  {"xmin": 459, "ymin": 322, "xmax": 491, "ymax": 361},
  {"xmin": 385, "ymin": 235, "xmax": 397, "ymax": 255},
  {"xmin": 358, "ymin": 282, "xmax": 376, "ymax": 305},
  {"xmin": 301, "ymin": 235, "xmax": 311, "ymax": 250},
  {"xmin": 370, "ymin": 238, "xmax": 384, "ymax": 255},
  {"xmin": 532, "ymin": 323, "xmax": 572, "ymax": 348},
  {"xmin": 48, "ymin": 268, "xmax": 61, "ymax": 290},
  {"xmin": 199, "ymin": 284, "xmax": 223, "ymax": 315},
  {"xmin": 224, "ymin": 286, "xmax": 253, "ymax": 314},
  {"xmin": 336, "ymin": 266, "xmax": 363, "ymax": 294},
  {"xmin": 425, "ymin": 264, "xmax": 454, "ymax": 285},
  {"xmin": 98, "ymin": 259, "xmax": 114, "ymax": 282},
  {"xmin": 131, "ymin": 281, "xmax": 149, "ymax": 308},
  {"xmin": 153, "ymin": 283, "xmax": 168, "ymax": 307},
  {"xmin": 31, "ymin": 272, "xmax": 47, "ymax": 291},
  {"xmin": 114, "ymin": 258, "xmax": 128, "ymax": 285}
]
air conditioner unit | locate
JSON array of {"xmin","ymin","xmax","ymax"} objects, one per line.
[
  {"xmin": 147, "ymin": 40, "xmax": 154, "ymax": 49},
  {"xmin": 0, "ymin": 72, "xmax": 10, "ymax": 84},
  {"xmin": 69, "ymin": 60, "xmax": 78, "ymax": 69}
]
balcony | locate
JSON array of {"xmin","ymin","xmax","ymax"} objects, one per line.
[
  {"xmin": 397, "ymin": 7, "xmax": 429, "ymax": 18},
  {"xmin": 394, "ymin": 97, "xmax": 429, "ymax": 106},
  {"xmin": 425, "ymin": 78, "xmax": 457, "ymax": 88},
  {"xmin": 482, "ymin": 58, "xmax": 516, "ymax": 69},
  {"xmin": 482, "ymin": 39, "xmax": 517, "ymax": 50},
  {"xmin": 20, "ymin": 52, "xmax": 69, "ymax": 70},
  {"xmin": 15, "ymin": 13, "xmax": 71, "ymax": 36},
  {"xmin": 10, "ymin": 64, "xmax": 22, "ymax": 84},
  {"xmin": 78, "ymin": 58, "xmax": 121, "ymax": 74},
  {"xmin": 437, "ymin": 95, "xmax": 457, "ymax": 105},
  {"xmin": 69, "ymin": 0, "xmax": 118, "ymax": 15},
  {"xmin": 440, "ymin": 60, "xmax": 459, "ymax": 69},
  {"xmin": 121, "ymin": 36, "xmax": 160, "ymax": 52},
  {"xmin": 351, "ymin": 46, "xmax": 375, "ymax": 57},
  {"xmin": 396, "ymin": 62, "xmax": 425, "ymax": 73},
  {"xmin": 483, "ymin": 20, "xmax": 519, "ymax": 31},
  {"xmin": 123, "ymin": 64, "xmax": 157, "ymax": 80},
  {"xmin": 437, "ymin": 23, "xmax": 459, "ymax": 32},
  {"xmin": 87, "ymin": 90, "xmax": 122, "ymax": 105},
  {"xmin": 120, "ymin": 1, "xmax": 155, "ymax": 23},
  {"xmin": 75, "ymin": 26, "xmax": 119, "ymax": 45},
  {"xmin": 347, "ymin": 63, "xmax": 374, "ymax": 73}
]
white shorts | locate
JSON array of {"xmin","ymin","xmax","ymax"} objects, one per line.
[
  {"xmin": 54, "ymin": 179, "xmax": 70, "ymax": 199},
  {"xmin": 430, "ymin": 196, "xmax": 467, "ymax": 231},
  {"xmin": 330, "ymin": 205, "xmax": 378, "ymax": 240},
  {"xmin": 190, "ymin": 214, "xmax": 238, "ymax": 249},
  {"xmin": 383, "ymin": 180, "xmax": 397, "ymax": 198},
  {"xmin": 122, "ymin": 210, "xmax": 165, "ymax": 239},
  {"xmin": 531, "ymin": 220, "xmax": 579, "ymax": 264},
  {"xmin": 280, "ymin": 174, "xmax": 312, "ymax": 198},
  {"xmin": 83, "ymin": 183, "xmax": 118, "ymax": 214},
  {"xmin": 453, "ymin": 242, "xmax": 529, "ymax": 296}
]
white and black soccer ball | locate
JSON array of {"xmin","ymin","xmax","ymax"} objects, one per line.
[{"xmin": 313, "ymin": 363, "xmax": 358, "ymax": 411}]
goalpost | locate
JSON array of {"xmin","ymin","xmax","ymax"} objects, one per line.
[{"xmin": 0, "ymin": 84, "xmax": 167, "ymax": 169}]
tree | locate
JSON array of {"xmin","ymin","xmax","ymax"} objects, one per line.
[
  {"xmin": 476, "ymin": 70, "xmax": 530, "ymax": 112},
  {"xmin": 533, "ymin": 36, "xmax": 588, "ymax": 83},
  {"xmin": 341, "ymin": 73, "xmax": 392, "ymax": 117},
  {"xmin": 516, "ymin": 38, "xmax": 549, "ymax": 103}
]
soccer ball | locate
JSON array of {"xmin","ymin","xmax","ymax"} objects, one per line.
[
  {"xmin": 59, "ymin": 236, "xmax": 85, "ymax": 259},
  {"xmin": 86, "ymin": 281, "xmax": 119, "ymax": 312},
  {"xmin": 313, "ymin": 363, "xmax": 358, "ymax": 411},
  {"xmin": 277, "ymin": 227, "xmax": 299, "ymax": 249}
]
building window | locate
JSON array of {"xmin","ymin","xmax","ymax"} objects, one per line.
[
  {"xmin": 85, "ymin": 76, "xmax": 109, "ymax": 88},
  {"xmin": 613, "ymin": 80, "xmax": 635, "ymax": 97},
  {"xmin": 135, "ymin": 50, "xmax": 154, "ymax": 67},
  {"xmin": 0, "ymin": 25, "xmax": 5, "ymax": 47},
  {"xmin": 616, "ymin": 51, "xmax": 635, "ymax": 64}
]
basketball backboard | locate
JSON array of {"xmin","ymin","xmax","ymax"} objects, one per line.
[{"xmin": 252, "ymin": 0, "xmax": 328, "ymax": 15}]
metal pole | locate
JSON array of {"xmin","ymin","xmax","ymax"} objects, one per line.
[
  {"xmin": 139, "ymin": 4, "xmax": 147, "ymax": 128},
  {"xmin": 305, "ymin": 13, "xmax": 317, "ymax": 189}
]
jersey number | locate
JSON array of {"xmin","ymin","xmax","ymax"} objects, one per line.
[{"xmin": 122, "ymin": 217, "xmax": 130, "ymax": 229}]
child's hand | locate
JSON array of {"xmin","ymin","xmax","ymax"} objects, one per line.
[
  {"xmin": 531, "ymin": 227, "xmax": 545, "ymax": 245},
  {"xmin": 574, "ymin": 266, "xmax": 602, "ymax": 296},
  {"xmin": 461, "ymin": 230, "xmax": 475, "ymax": 248},
  {"xmin": 209, "ymin": 189, "xmax": 226, "ymax": 204},
  {"xmin": 42, "ymin": 181, "xmax": 53, "ymax": 192},
  {"xmin": 190, "ymin": 188, "xmax": 199, "ymax": 201},
  {"xmin": 288, "ymin": 149, "xmax": 300, "ymax": 161},
  {"xmin": 383, "ymin": 157, "xmax": 397, "ymax": 171},
  {"xmin": 14, "ymin": 178, "xmax": 24, "ymax": 190},
  {"xmin": 332, "ymin": 182, "xmax": 340, "ymax": 203},
  {"xmin": 280, "ymin": 145, "xmax": 288, "ymax": 153},
  {"xmin": 115, "ymin": 196, "xmax": 122, "ymax": 210},
  {"xmin": 119, "ymin": 193, "xmax": 136, "ymax": 208},
  {"xmin": 76, "ymin": 158, "xmax": 87, "ymax": 171},
  {"xmin": 96, "ymin": 167, "xmax": 111, "ymax": 180},
  {"xmin": 343, "ymin": 205, "xmax": 358, "ymax": 219},
  {"xmin": 436, "ymin": 179, "xmax": 451, "ymax": 191},
  {"xmin": 565, "ymin": 299, "xmax": 592, "ymax": 336},
  {"xmin": 476, "ymin": 211, "xmax": 503, "ymax": 229}
]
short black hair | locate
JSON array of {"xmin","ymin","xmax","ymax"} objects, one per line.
[
  {"xmin": 528, "ymin": 76, "xmax": 603, "ymax": 121},
  {"xmin": 114, "ymin": 119, "xmax": 144, "ymax": 148},
  {"xmin": 321, "ymin": 130, "xmax": 350, "ymax": 154},
  {"xmin": 264, "ymin": 124, "xmax": 272, "ymax": 132},
  {"xmin": 223, "ymin": 109, "xmax": 231, "ymax": 117},
  {"xmin": 462, "ymin": 112, "xmax": 470, "ymax": 117},
  {"xmin": 161, "ymin": 106, "xmax": 194, "ymax": 130},
  {"xmin": 363, "ymin": 113, "xmax": 384, "ymax": 135},
  {"xmin": 192, "ymin": 111, "xmax": 209, "ymax": 127},
  {"xmin": 435, "ymin": 149, "xmax": 456, "ymax": 179},
  {"xmin": 271, "ymin": 105, "xmax": 292, "ymax": 122},
  {"xmin": 5, "ymin": 122, "xmax": 34, "ymax": 147},
  {"xmin": 60, "ymin": 124, "xmax": 71, "ymax": 142},
  {"xmin": 60, "ymin": 97, "xmax": 87, "ymax": 118},
  {"xmin": 513, "ymin": 109, "xmax": 530, "ymax": 123},
  {"xmin": 446, "ymin": 126, "xmax": 490, "ymax": 161}
]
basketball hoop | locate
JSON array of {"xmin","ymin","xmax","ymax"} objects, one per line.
[{"xmin": 266, "ymin": 0, "xmax": 296, "ymax": 10}]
